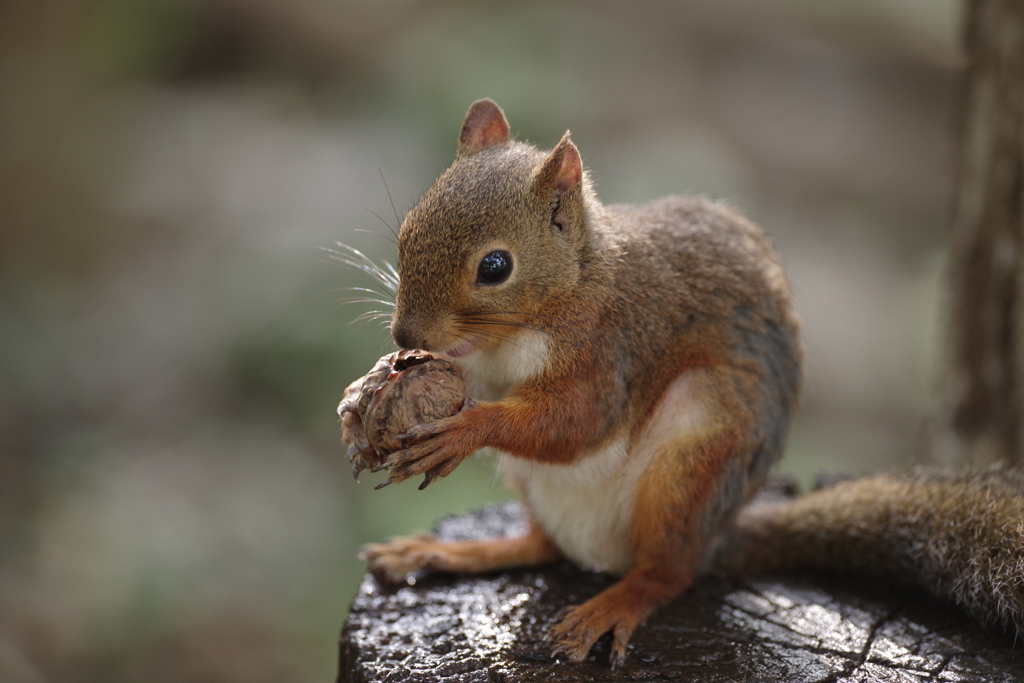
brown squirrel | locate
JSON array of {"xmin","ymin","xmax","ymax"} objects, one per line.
[{"xmin": 351, "ymin": 99, "xmax": 1024, "ymax": 667}]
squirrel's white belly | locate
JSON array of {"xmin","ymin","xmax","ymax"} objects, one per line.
[{"xmin": 496, "ymin": 438, "xmax": 644, "ymax": 575}]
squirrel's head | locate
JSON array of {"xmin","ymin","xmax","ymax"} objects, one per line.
[{"xmin": 392, "ymin": 99, "xmax": 594, "ymax": 356}]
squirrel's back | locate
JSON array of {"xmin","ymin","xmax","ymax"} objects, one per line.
[
  {"xmin": 601, "ymin": 195, "xmax": 802, "ymax": 481},
  {"xmin": 602, "ymin": 196, "xmax": 798, "ymax": 373}
]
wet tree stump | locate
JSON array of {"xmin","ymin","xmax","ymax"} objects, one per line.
[{"xmin": 337, "ymin": 500, "xmax": 1024, "ymax": 683}]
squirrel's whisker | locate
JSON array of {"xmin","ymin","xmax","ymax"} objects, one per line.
[
  {"xmin": 322, "ymin": 243, "xmax": 400, "ymax": 295},
  {"xmin": 325, "ymin": 240, "xmax": 400, "ymax": 331},
  {"xmin": 379, "ymin": 168, "xmax": 404, "ymax": 233},
  {"xmin": 340, "ymin": 287, "xmax": 397, "ymax": 306},
  {"xmin": 452, "ymin": 326, "xmax": 524, "ymax": 349},
  {"xmin": 339, "ymin": 297, "xmax": 396, "ymax": 308},
  {"xmin": 351, "ymin": 310, "xmax": 393, "ymax": 325},
  {"xmin": 458, "ymin": 318, "xmax": 544, "ymax": 333},
  {"xmin": 361, "ymin": 209, "xmax": 399, "ymax": 244}
]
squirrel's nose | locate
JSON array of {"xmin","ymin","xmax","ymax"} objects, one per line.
[{"xmin": 391, "ymin": 319, "xmax": 428, "ymax": 351}]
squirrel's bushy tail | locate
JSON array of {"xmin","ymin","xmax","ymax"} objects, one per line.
[{"xmin": 718, "ymin": 467, "xmax": 1024, "ymax": 637}]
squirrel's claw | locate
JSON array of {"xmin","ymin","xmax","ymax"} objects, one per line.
[
  {"xmin": 610, "ymin": 626, "xmax": 631, "ymax": 669},
  {"xmin": 373, "ymin": 476, "xmax": 397, "ymax": 490},
  {"xmin": 397, "ymin": 427, "xmax": 428, "ymax": 441},
  {"xmin": 383, "ymin": 440, "xmax": 469, "ymax": 488},
  {"xmin": 548, "ymin": 632, "xmax": 592, "ymax": 664},
  {"xmin": 347, "ymin": 442, "xmax": 380, "ymax": 480},
  {"xmin": 397, "ymin": 417, "xmax": 446, "ymax": 442}
]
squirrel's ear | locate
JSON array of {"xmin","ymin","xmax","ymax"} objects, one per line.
[
  {"xmin": 457, "ymin": 99, "xmax": 510, "ymax": 157},
  {"xmin": 533, "ymin": 131, "xmax": 582, "ymax": 198}
]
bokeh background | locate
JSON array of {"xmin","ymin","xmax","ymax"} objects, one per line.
[{"xmin": 1, "ymin": 1, "xmax": 962, "ymax": 680}]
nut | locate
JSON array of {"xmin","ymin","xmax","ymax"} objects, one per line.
[{"xmin": 339, "ymin": 350, "xmax": 466, "ymax": 478}]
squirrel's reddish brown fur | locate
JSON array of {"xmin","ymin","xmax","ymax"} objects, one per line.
[{"xmin": 356, "ymin": 99, "xmax": 1024, "ymax": 666}]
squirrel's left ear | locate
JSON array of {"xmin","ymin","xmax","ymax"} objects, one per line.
[
  {"xmin": 533, "ymin": 132, "xmax": 582, "ymax": 198},
  {"xmin": 457, "ymin": 99, "xmax": 510, "ymax": 157}
]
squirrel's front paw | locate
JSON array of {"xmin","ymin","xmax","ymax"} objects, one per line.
[
  {"xmin": 374, "ymin": 411, "xmax": 476, "ymax": 490},
  {"xmin": 358, "ymin": 533, "xmax": 443, "ymax": 583},
  {"xmin": 376, "ymin": 440, "xmax": 470, "ymax": 490}
]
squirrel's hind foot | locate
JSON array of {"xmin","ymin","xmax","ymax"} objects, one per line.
[
  {"xmin": 548, "ymin": 581, "xmax": 662, "ymax": 668},
  {"xmin": 549, "ymin": 564, "xmax": 692, "ymax": 667}
]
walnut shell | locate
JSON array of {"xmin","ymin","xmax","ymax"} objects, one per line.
[
  {"xmin": 364, "ymin": 354, "xmax": 466, "ymax": 453},
  {"xmin": 338, "ymin": 350, "xmax": 466, "ymax": 477},
  {"xmin": 337, "ymin": 355, "xmax": 392, "ymax": 476}
]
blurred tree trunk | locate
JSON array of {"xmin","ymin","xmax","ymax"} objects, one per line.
[{"xmin": 939, "ymin": 0, "xmax": 1024, "ymax": 466}]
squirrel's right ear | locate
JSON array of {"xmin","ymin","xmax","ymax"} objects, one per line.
[
  {"xmin": 533, "ymin": 132, "xmax": 582, "ymax": 199},
  {"xmin": 457, "ymin": 99, "xmax": 510, "ymax": 157}
]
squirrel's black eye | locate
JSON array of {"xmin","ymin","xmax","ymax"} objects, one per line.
[{"xmin": 477, "ymin": 250, "xmax": 513, "ymax": 285}]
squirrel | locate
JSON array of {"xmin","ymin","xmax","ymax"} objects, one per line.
[{"xmin": 351, "ymin": 99, "xmax": 1024, "ymax": 667}]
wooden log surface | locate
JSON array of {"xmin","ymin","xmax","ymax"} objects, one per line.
[{"xmin": 338, "ymin": 500, "xmax": 1024, "ymax": 682}]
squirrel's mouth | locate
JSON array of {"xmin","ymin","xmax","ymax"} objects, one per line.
[{"xmin": 444, "ymin": 337, "xmax": 479, "ymax": 358}]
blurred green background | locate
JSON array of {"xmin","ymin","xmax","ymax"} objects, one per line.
[{"xmin": 0, "ymin": 0, "xmax": 961, "ymax": 680}]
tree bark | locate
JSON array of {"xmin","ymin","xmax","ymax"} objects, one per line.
[
  {"xmin": 338, "ymin": 502, "xmax": 1024, "ymax": 682},
  {"xmin": 940, "ymin": 0, "xmax": 1024, "ymax": 467}
]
